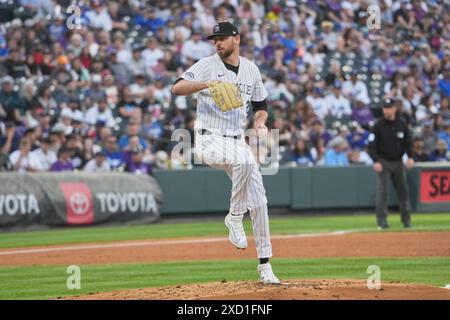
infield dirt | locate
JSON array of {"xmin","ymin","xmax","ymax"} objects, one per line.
[
  {"xmin": 0, "ymin": 231, "xmax": 448, "ymax": 266},
  {"xmin": 62, "ymin": 279, "xmax": 450, "ymax": 300}
]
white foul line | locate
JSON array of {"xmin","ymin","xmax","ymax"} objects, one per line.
[{"xmin": 0, "ymin": 231, "xmax": 353, "ymax": 257}]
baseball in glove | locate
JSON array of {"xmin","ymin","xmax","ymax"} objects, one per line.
[{"xmin": 207, "ymin": 81, "xmax": 243, "ymax": 112}]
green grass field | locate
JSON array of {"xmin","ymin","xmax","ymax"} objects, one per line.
[
  {"xmin": 1, "ymin": 258, "xmax": 449, "ymax": 300},
  {"xmin": 0, "ymin": 213, "xmax": 449, "ymax": 300}
]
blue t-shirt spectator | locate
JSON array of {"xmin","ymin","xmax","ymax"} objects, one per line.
[
  {"xmin": 348, "ymin": 130, "xmax": 369, "ymax": 150},
  {"xmin": 324, "ymin": 148, "xmax": 349, "ymax": 166},
  {"xmin": 118, "ymin": 134, "xmax": 148, "ymax": 150},
  {"xmin": 135, "ymin": 11, "xmax": 165, "ymax": 33},
  {"xmin": 438, "ymin": 77, "xmax": 450, "ymax": 97}
]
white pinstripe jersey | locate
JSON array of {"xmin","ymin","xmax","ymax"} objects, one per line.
[{"xmin": 180, "ymin": 53, "xmax": 268, "ymax": 136}]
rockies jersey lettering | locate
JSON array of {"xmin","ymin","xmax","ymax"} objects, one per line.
[{"xmin": 180, "ymin": 53, "xmax": 268, "ymax": 136}]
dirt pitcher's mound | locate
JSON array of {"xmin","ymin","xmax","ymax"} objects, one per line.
[{"xmin": 64, "ymin": 279, "xmax": 450, "ymax": 300}]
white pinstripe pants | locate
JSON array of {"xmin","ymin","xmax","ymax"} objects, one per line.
[{"xmin": 195, "ymin": 133, "xmax": 273, "ymax": 258}]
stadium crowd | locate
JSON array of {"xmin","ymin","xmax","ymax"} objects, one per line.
[{"xmin": 1, "ymin": 0, "xmax": 450, "ymax": 175}]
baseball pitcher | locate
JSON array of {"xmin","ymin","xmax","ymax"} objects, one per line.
[{"xmin": 171, "ymin": 21, "xmax": 279, "ymax": 284}]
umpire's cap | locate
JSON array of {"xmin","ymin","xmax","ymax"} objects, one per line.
[
  {"xmin": 382, "ymin": 98, "xmax": 395, "ymax": 108},
  {"xmin": 206, "ymin": 21, "xmax": 239, "ymax": 40}
]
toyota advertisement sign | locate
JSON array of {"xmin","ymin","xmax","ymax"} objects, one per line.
[{"xmin": 0, "ymin": 173, "xmax": 162, "ymax": 229}]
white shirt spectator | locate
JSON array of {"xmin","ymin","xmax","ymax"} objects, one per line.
[
  {"xmin": 322, "ymin": 32, "xmax": 338, "ymax": 51},
  {"xmin": 9, "ymin": 150, "xmax": 40, "ymax": 173},
  {"xmin": 324, "ymin": 93, "xmax": 352, "ymax": 118},
  {"xmin": 117, "ymin": 48, "xmax": 132, "ymax": 65},
  {"xmin": 354, "ymin": 150, "xmax": 374, "ymax": 165},
  {"xmin": 181, "ymin": 39, "xmax": 213, "ymax": 63},
  {"xmin": 85, "ymin": 8, "xmax": 113, "ymax": 31},
  {"xmin": 84, "ymin": 158, "xmax": 111, "ymax": 172},
  {"xmin": 85, "ymin": 104, "xmax": 116, "ymax": 128},
  {"xmin": 174, "ymin": 25, "xmax": 191, "ymax": 42},
  {"xmin": 129, "ymin": 83, "xmax": 147, "ymax": 104},
  {"xmin": 303, "ymin": 52, "xmax": 324, "ymax": 68},
  {"xmin": 60, "ymin": 108, "xmax": 84, "ymax": 123},
  {"xmin": 416, "ymin": 103, "xmax": 439, "ymax": 123},
  {"xmin": 197, "ymin": 8, "xmax": 216, "ymax": 31},
  {"xmin": 154, "ymin": 85, "xmax": 172, "ymax": 109},
  {"xmin": 142, "ymin": 47, "xmax": 165, "ymax": 69},
  {"xmin": 253, "ymin": 0, "xmax": 266, "ymax": 19},
  {"xmin": 267, "ymin": 81, "xmax": 295, "ymax": 104},
  {"xmin": 342, "ymin": 79, "xmax": 370, "ymax": 103},
  {"xmin": 31, "ymin": 148, "xmax": 57, "ymax": 171},
  {"xmin": 306, "ymin": 95, "xmax": 329, "ymax": 120}
]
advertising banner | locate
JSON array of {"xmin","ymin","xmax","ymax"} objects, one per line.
[
  {"xmin": 0, "ymin": 173, "xmax": 162, "ymax": 229},
  {"xmin": 420, "ymin": 170, "xmax": 450, "ymax": 203}
]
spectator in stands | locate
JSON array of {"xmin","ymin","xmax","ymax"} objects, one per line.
[
  {"xmin": 107, "ymin": 49, "xmax": 132, "ymax": 86},
  {"xmin": 303, "ymin": 44, "xmax": 324, "ymax": 69},
  {"xmin": 324, "ymin": 136, "xmax": 349, "ymax": 167},
  {"xmin": 85, "ymin": 96, "xmax": 116, "ymax": 128},
  {"xmin": 411, "ymin": 137, "xmax": 429, "ymax": 162},
  {"xmin": 415, "ymin": 95, "xmax": 439, "ymax": 124},
  {"xmin": 371, "ymin": 48, "xmax": 396, "ymax": 77},
  {"xmin": 0, "ymin": 76, "xmax": 24, "ymax": 124},
  {"xmin": 4, "ymin": 48, "xmax": 30, "ymax": 79},
  {"xmin": 104, "ymin": 135, "xmax": 125, "ymax": 170},
  {"xmin": 437, "ymin": 120, "xmax": 450, "ymax": 150},
  {"xmin": 32, "ymin": 136, "xmax": 57, "ymax": 171},
  {"xmin": 84, "ymin": 150, "xmax": 111, "ymax": 172},
  {"xmin": 438, "ymin": 66, "xmax": 450, "ymax": 97},
  {"xmin": 290, "ymin": 138, "xmax": 314, "ymax": 166},
  {"xmin": 118, "ymin": 121, "xmax": 148, "ymax": 151},
  {"xmin": 306, "ymin": 87, "xmax": 328, "ymax": 120},
  {"xmin": 85, "ymin": 74, "xmax": 107, "ymax": 105},
  {"xmin": 0, "ymin": 121, "xmax": 20, "ymax": 154},
  {"xmin": 125, "ymin": 147, "xmax": 152, "ymax": 175},
  {"xmin": 65, "ymin": 134, "xmax": 85, "ymax": 170},
  {"xmin": 347, "ymin": 123, "xmax": 370, "ymax": 150},
  {"xmin": 23, "ymin": 127, "xmax": 39, "ymax": 151},
  {"xmin": 324, "ymin": 80, "xmax": 352, "ymax": 122},
  {"xmin": 129, "ymin": 73, "xmax": 148, "ymax": 104},
  {"xmin": 135, "ymin": 6, "xmax": 166, "ymax": 33},
  {"xmin": 342, "ymin": 71, "xmax": 369, "ymax": 106},
  {"xmin": 9, "ymin": 138, "xmax": 39, "ymax": 172},
  {"xmin": 420, "ymin": 119, "xmax": 437, "ymax": 155},
  {"xmin": 50, "ymin": 146, "xmax": 74, "ymax": 172},
  {"xmin": 352, "ymin": 97, "xmax": 374, "ymax": 127},
  {"xmin": 429, "ymin": 140, "xmax": 450, "ymax": 162},
  {"xmin": 309, "ymin": 118, "xmax": 332, "ymax": 146},
  {"xmin": 127, "ymin": 44, "xmax": 147, "ymax": 78},
  {"xmin": 318, "ymin": 21, "xmax": 338, "ymax": 53},
  {"xmin": 181, "ymin": 30, "xmax": 213, "ymax": 64},
  {"xmin": 142, "ymin": 37, "xmax": 165, "ymax": 71},
  {"xmin": 85, "ymin": 0, "xmax": 113, "ymax": 31},
  {"xmin": 348, "ymin": 147, "xmax": 373, "ymax": 165},
  {"xmin": 118, "ymin": 86, "xmax": 142, "ymax": 124}
]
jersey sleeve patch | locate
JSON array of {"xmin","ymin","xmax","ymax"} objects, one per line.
[{"xmin": 184, "ymin": 72, "xmax": 195, "ymax": 80}]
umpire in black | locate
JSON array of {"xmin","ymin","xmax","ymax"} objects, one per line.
[{"xmin": 368, "ymin": 98, "xmax": 414, "ymax": 229}]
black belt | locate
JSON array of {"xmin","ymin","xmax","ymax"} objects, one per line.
[{"xmin": 198, "ymin": 129, "xmax": 241, "ymax": 140}]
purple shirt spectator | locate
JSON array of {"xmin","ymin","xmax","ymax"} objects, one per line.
[
  {"xmin": 352, "ymin": 103, "xmax": 374, "ymax": 126},
  {"xmin": 50, "ymin": 160, "xmax": 74, "ymax": 172}
]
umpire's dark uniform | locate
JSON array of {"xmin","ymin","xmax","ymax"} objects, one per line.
[{"xmin": 368, "ymin": 99, "xmax": 413, "ymax": 229}]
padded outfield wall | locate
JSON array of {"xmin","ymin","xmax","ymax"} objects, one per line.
[
  {"xmin": 0, "ymin": 164, "xmax": 448, "ymax": 229},
  {"xmin": 153, "ymin": 164, "xmax": 450, "ymax": 214}
]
